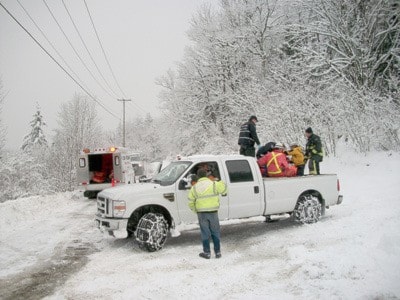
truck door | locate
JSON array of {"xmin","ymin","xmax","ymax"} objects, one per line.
[
  {"xmin": 175, "ymin": 161, "xmax": 229, "ymax": 223},
  {"xmin": 224, "ymin": 159, "xmax": 263, "ymax": 219},
  {"xmin": 77, "ymin": 154, "xmax": 89, "ymax": 184}
]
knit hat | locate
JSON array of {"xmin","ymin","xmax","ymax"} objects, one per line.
[
  {"xmin": 305, "ymin": 127, "xmax": 313, "ymax": 134},
  {"xmin": 197, "ymin": 169, "xmax": 208, "ymax": 178},
  {"xmin": 249, "ymin": 115, "xmax": 258, "ymax": 122}
]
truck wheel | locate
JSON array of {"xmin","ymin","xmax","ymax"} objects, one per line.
[
  {"xmin": 294, "ymin": 195, "xmax": 321, "ymax": 224},
  {"xmin": 135, "ymin": 213, "xmax": 169, "ymax": 252}
]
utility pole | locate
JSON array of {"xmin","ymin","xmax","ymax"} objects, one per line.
[{"xmin": 117, "ymin": 98, "xmax": 131, "ymax": 147}]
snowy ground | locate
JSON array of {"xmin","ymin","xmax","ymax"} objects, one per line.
[{"xmin": 0, "ymin": 151, "xmax": 399, "ymax": 299}]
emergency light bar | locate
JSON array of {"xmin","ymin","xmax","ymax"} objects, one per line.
[{"xmin": 81, "ymin": 147, "xmax": 118, "ymax": 154}]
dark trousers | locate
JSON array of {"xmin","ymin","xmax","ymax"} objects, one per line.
[
  {"xmin": 198, "ymin": 212, "xmax": 221, "ymax": 254},
  {"xmin": 308, "ymin": 158, "xmax": 320, "ymax": 175},
  {"xmin": 239, "ymin": 146, "xmax": 255, "ymax": 157},
  {"xmin": 297, "ymin": 165, "xmax": 305, "ymax": 176}
]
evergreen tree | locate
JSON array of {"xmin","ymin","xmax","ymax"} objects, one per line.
[{"xmin": 21, "ymin": 103, "xmax": 48, "ymax": 152}]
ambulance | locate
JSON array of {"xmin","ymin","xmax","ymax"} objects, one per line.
[{"xmin": 77, "ymin": 147, "xmax": 140, "ymax": 198}]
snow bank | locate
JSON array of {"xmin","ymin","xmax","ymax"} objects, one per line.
[{"xmin": 0, "ymin": 192, "xmax": 98, "ymax": 278}]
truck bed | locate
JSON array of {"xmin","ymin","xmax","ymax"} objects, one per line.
[{"xmin": 262, "ymin": 174, "xmax": 339, "ymax": 215}]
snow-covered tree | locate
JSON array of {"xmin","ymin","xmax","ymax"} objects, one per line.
[
  {"xmin": 123, "ymin": 114, "xmax": 165, "ymax": 161},
  {"xmin": 0, "ymin": 150, "xmax": 53, "ymax": 201},
  {"xmin": 156, "ymin": 0, "xmax": 399, "ymax": 154},
  {"xmin": 48, "ymin": 94, "xmax": 102, "ymax": 191},
  {"xmin": 21, "ymin": 103, "xmax": 48, "ymax": 152},
  {"xmin": 286, "ymin": 0, "xmax": 399, "ymax": 92}
]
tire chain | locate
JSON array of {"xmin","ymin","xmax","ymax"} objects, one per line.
[
  {"xmin": 294, "ymin": 195, "xmax": 322, "ymax": 224},
  {"xmin": 135, "ymin": 213, "xmax": 169, "ymax": 251}
]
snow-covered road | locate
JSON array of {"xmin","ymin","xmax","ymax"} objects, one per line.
[{"xmin": 0, "ymin": 152, "xmax": 399, "ymax": 299}]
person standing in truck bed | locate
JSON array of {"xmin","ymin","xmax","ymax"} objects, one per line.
[
  {"xmin": 238, "ymin": 115, "xmax": 261, "ymax": 157},
  {"xmin": 305, "ymin": 127, "xmax": 324, "ymax": 175}
]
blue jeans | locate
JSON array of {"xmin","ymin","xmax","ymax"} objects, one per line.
[{"xmin": 197, "ymin": 212, "xmax": 221, "ymax": 254}]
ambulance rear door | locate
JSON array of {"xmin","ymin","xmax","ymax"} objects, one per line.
[
  {"xmin": 113, "ymin": 152, "xmax": 123, "ymax": 183},
  {"xmin": 77, "ymin": 154, "xmax": 90, "ymax": 185}
]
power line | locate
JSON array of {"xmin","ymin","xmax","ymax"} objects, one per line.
[
  {"xmin": 41, "ymin": 0, "xmax": 117, "ymax": 99},
  {"xmin": 0, "ymin": 0, "xmax": 120, "ymax": 120},
  {"xmin": 127, "ymin": 100, "xmax": 148, "ymax": 115},
  {"xmin": 61, "ymin": 0, "xmax": 120, "ymax": 98},
  {"xmin": 83, "ymin": 0, "xmax": 127, "ymax": 98},
  {"xmin": 16, "ymin": 0, "xmax": 91, "ymax": 93}
]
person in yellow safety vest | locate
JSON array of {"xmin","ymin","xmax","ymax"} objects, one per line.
[{"xmin": 188, "ymin": 169, "xmax": 227, "ymax": 259}]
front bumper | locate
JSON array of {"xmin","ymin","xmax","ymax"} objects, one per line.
[
  {"xmin": 95, "ymin": 215, "xmax": 128, "ymax": 238},
  {"xmin": 337, "ymin": 195, "xmax": 344, "ymax": 205}
]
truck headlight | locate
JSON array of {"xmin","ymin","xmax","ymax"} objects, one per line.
[{"xmin": 113, "ymin": 200, "xmax": 126, "ymax": 217}]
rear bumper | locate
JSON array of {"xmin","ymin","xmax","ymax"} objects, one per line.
[
  {"xmin": 337, "ymin": 195, "xmax": 344, "ymax": 205},
  {"xmin": 83, "ymin": 183, "xmax": 112, "ymax": 191},
  {"xmin": 95, "ymin": 215, "xmax": 128, "ymax": 238}
]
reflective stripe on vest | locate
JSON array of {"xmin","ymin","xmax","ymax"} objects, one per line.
[
  {"xmin": 196, "ymin": 206, "xmax": 220, "ymax": 212},
  {"xmin": 267, "ymin": 152, "xmax": 283, "ymax": 175},
  {"xmin": 193, "ymin": 180, "xmax": 218, "ymax": 199},
  {"xmin": 239, "ymin": 124, "xmax": 254, "ymax": 142}
]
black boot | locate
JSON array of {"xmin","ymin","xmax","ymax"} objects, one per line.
[{"xmin": 199, "ymin": 252, "xmax": 211, "ymax": 259}]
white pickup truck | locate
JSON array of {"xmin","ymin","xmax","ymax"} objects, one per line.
[{"xmin": 95, "ymin": 155, "xmax": 343, "ymax": 251}]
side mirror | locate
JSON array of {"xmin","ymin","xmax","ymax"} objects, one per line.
[
  {"xmin": 178, "ymin": 179, "xmax": 189, "ymax": 190},
  {"xmin": 178, "ymin": 179, "xmax": 186, "ymax": 190}
]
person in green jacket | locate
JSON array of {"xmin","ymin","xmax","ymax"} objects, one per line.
[
  {"xmin": 188, "ymin": 169, "xmax": 227, "ymax": 259},
  {"xmin": 305, "ymin": 127, "xmax": 324, "ymax": 175}
]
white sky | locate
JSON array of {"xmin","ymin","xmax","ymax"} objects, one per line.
[{"xmin": 0, "ymin": 0, "xmax": 210, "ymax": 149}]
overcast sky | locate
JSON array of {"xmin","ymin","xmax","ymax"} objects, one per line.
[{"xmin": 0, "ymin": 0, "xmax": 210, "ymax": 149}]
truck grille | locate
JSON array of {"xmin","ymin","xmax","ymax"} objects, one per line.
[{"xmin": 97, "ymin": 196, "xmax": 110, "ymax": 217}]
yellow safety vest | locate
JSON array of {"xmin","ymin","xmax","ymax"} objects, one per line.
[{"xmin": 188, "ymin": 178, "xmax": 227, "ymax": 213}]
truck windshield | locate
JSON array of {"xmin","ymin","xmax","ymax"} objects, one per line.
[{"xmin": 152, "ymin": 161, "xmax": 191, "ymax": 186}]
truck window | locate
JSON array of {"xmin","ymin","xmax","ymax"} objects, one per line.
[
  {"xmin": 225, "ymin": 160, "xmax": 254, "ymax": 183},
  {"xmin": 188, "ymin": 162, "xmax": 220, "ymax": 180},
  {"xmin": 152, "ymin": 161, "xmax": 191, "ymax": 186}
]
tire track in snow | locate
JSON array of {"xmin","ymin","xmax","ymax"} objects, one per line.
[{"xmin": 0, "ymin": 238, "xmax": 99, "ymax": 300}]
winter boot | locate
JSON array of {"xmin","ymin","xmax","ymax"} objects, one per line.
[
  {"xmin": 199, "ymin": 252, "xmax": 211, "ymax": 259},
  {"xmin": 216, "ymin": 252, "xmax": 222, "ymax": 259}
]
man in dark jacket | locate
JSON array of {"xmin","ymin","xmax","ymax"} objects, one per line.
[
  {"xmin": 238, "ymin": 116, "xmax": 261, "ymax": 157},
  {"xmin": 305, "ymin": 127, "xmax": 323, "ymax": 175}
]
